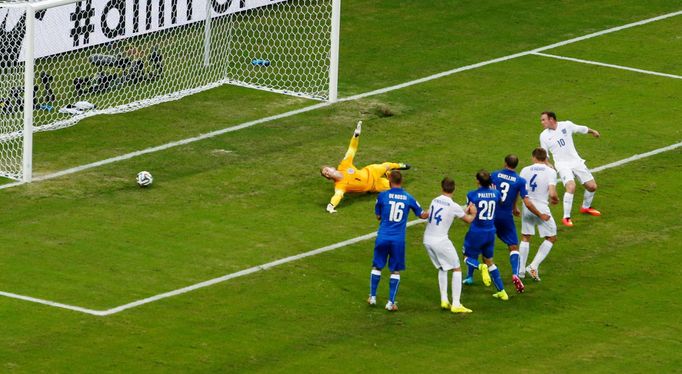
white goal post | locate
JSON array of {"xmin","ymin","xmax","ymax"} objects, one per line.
[{"xmin": 0, "ymin": 0, "xmax": 340, "ymax": 182}]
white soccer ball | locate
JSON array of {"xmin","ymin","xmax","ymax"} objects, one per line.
[{"xmin": 136, "ymin": 171, "xmax": 153, "ymax": 187}]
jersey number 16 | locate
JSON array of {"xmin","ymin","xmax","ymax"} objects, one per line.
[{"xmin": 388, "ymin": 201, "xmax": 405, "ymax": 222}]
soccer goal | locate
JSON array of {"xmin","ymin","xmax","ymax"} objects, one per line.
[{"xmin": 0, "ymin": 0, "xmax": 341, "ymax": 182}]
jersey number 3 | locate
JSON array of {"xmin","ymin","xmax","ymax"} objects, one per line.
[{"xmin": 499, "ymin": 182, "xmax": 510, "ymax": 202}]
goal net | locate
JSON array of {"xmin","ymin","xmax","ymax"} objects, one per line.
[{"xmin": 0, "ymin": 0, "xmax": 340, "ymax": 181}]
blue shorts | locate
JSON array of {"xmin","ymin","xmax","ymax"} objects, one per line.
[
  {"xmin": 463, "ymin": 230, "xmax": 496, "ymax": 260},
  {"xmin": 373, "ymin": 238, "xmax": 406, "ymax": 272},
  {"xmin": 494, "ymin": 213, "xmax": 519, "ymax": 246}
]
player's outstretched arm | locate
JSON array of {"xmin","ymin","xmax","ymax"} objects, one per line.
[
  {"xmin": 588, "ymin": 128, "xmax": 600, "ymax": 138},
  {"xmin": 460, "ymin": 212, "xmax": 475, "ymax": 224},
  {"xmin": 465, "ymin": 202, "xmax": 477, "ymax": 216},
  {"xmin": 327, "ymin": 190, "xmax": 345, "ymax": 213}
]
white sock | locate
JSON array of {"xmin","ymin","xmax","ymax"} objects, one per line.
[
  {"xmin": 519, "ymin": 241, "xmax": 530, "ymax": 274},
  {"xmin": 563, "ymin": 192, "xmax": 574, "ymax": 218},
  {"xmin": 438, "ymin": 269, "xmax": 448, "ymax": 302},
  {"xmin": 530, "ymin": 240, "xmax": 554, "ymax": 269},
  {"xmin": 451, "ymin": 271, "xmax": 462, "ymax": 307},
  {"xmin": 582, "ymin": 190, "xmax": 595, "ymax": 209}
]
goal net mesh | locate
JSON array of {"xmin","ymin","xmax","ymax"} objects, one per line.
[{"xmin": 0, "ymin": 0, "xmax": 333, "ymax": 180}]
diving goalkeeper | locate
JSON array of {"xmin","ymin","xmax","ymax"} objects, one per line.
[{"xmin": 320, "ymin": 121, "xmax": 410, "ymax": 213}]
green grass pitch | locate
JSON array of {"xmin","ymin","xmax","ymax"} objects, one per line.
[{"xmin": 0, "ymin": 0, "xmax": 681, "ymax": 371}]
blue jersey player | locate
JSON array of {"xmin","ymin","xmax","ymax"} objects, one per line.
[
  {"xmin": 369, "ymin": 170, "xmax": 429, "ymax": 311},
  {"xmin": 489, "ymin": 154, "xmax": 548, "ymax": 293},
  {"xmin": 462, "ymin": 170, "xmax": 508, "ymax": 301}
]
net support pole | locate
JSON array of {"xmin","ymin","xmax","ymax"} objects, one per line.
[
  {"xmin": 203, "ymin": 0, "xmax": 212, "ymax": 67},
  {"xmin": 328, "ymin": 0, "xmax": 341, "ymax": 102},
  {"xmin": 22, "ymin": 4, "xmax": 35, "ymax": 183}
]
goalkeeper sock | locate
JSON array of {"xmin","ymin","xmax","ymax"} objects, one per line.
[{"xmin": 370, "ymin": 269, "xmax": 381, "ymax": 297}]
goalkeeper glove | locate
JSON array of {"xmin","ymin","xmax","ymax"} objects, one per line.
[
  {"xmin": 354, "ymin": 121, "xmax": 362, "ymax": 137},
  {"xmin": 326, "ymin": 203, "xmax": 337, "ymax": 213}
]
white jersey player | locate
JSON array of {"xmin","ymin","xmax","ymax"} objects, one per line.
[
  {"xmin": 539, "ymin": 111, "xmax": 601, "ymax": 227},
  {"xmin": 518, "ymin": 148, "xmax": 559, "ymax": 281},
  {"xmin": 422, "ymin": 177, "xmax": 474, "ymax": 314}
]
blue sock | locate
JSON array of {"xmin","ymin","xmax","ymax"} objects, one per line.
[
  {"xmin": 466, "ymin": 264, "xmax": 476, "ymax": 279},
  {"xmin": 509, "ymin": 251, "xmax": 520, "ymax": 276},
  {"xmin": 370, "ymin": 269, "xmax": 381, "ymax": 297},
  {"xmin": 489, "ymin": 265, "xmax": 504, "ymax": 291},
  {"xmin": 465, "ymin": 257, "xmax": 480, "ymax": 271},
  {"xmin": 389, "ymin": 274, "xmax": 400, "ymax": 303}
]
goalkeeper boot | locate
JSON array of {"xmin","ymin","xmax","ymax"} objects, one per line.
[
  {"xmin": 462, "ymin": 276, "xmax": 474, "ymax": 285},
  {"xmin": 451, "ymin": 304, "xmax": 473, "ymax": 314},
  {"xmin": 512, "ymin": 275, "xmax": 525, "ymax": 293},
  {"xmin": 354, "ymin": 121, "xmax": 362, "ymax": 137},
  {"xmin": 367, "ymin": 296, "xmax": 377, "ymax": 306},
  {"xmin": 385, "ymin": 301, "xmax": 398, "ymax": 312},
  {"xmin": 479, "ymin": 263, "xmax": 492, "ymax": 287},
  {"xmin": 440, "ymin": 300, "xmax": 452, "ymax": 310},
  {"xmin": 493, "ymin": 290, "xmax": 509, "ymax": 301},
  {"xmin": 397, "ymin": 163, "xmax": 411, "ymax": 170}
]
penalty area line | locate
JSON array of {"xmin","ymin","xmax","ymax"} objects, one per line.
[
  {"xmin": 532, "ymin": 52, "xmax": 682, "ymax": 80},
  {"xmin": 0, "ymin": 141, "xmax": 680, "ymax": 315}
]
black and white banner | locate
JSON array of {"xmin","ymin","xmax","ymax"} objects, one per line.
[{"xmin": 0, "ymin": 0, "xmax": 288, "ymax": 62}]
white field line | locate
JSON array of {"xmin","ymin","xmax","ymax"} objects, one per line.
[
  {"xmin": 1, "ymin": 141, "xmax": 681, "ymax": 315},
  {"xmin": 0, "ymin": 9, "xmax": 679, "ymax": 190},
  {"xmin": 590, "ymin": 141, "xmax": 682, "ymax": 173},
  {"xmin": 0, "ymin": 291, "xmax": 105, "ymax": 316},
  {"xmin": 533, "ymin": 52, "xmax": 682, "ymax": 80},
  {"xmin": 1, "ymin": 10, "xmax": 681, "ymax": 315}
]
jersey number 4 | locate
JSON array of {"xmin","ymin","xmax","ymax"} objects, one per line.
[
  {"xmin": 529, "ymin": 174, "xmax": 538, "ymax": 192},
  {"xmin": 388, "ymin": 201, "xmax": 405, "ymax": 222}
]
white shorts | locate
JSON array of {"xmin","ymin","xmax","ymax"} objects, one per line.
[
  {"xmin": 423, "ymin": 236, "xmax": 460, "ymax": 271},
  {"xmin": 556, "ymin": 161, "xmax": 594, "ymax": 185},
  {"xmin": 521, "ymin": 206, "xmax": 557, "ymax": 238}
]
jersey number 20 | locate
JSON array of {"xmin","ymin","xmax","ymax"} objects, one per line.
[{"xmin": 478, "ymin": 200, "xmax": 496, "ymax": 220}]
